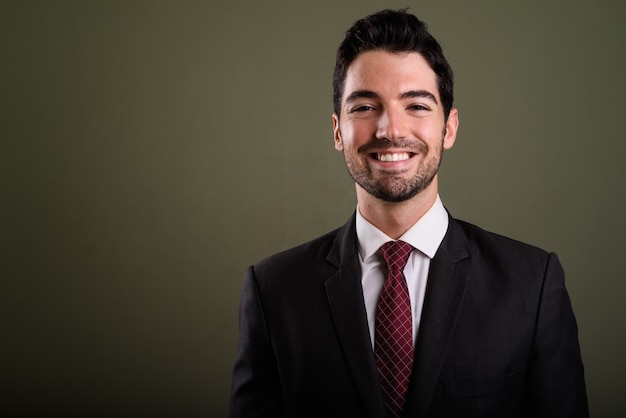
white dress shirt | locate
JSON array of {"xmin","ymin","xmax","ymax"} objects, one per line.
[{"xmin": 356, "ymin": 195, "xmax": 449, "ymax": 347}]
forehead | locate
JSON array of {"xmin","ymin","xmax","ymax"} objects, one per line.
[{"xmin": 343, "ymin": 50, "xmax": 439, "ymax": 101}]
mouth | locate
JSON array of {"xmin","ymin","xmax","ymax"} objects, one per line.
[{"xmin": 371, "ymin": 152, "xmax": 414, "ymax": 162}]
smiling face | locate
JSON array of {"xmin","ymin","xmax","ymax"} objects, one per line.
[{"xmin": 333, "ymin": 50, "xmax": 458, "ymax": 203}]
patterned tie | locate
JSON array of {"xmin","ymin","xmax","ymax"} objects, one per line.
[{"xmin": 375, "ymin": 240, "xmax": 414, "ymax": 418}]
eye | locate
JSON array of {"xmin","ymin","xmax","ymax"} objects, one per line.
[
  {"xmin": 408, "ymin": 104, "xmax": 429, "ymax": 111},
  {"xmin": 351, "ymin": 105, "xmax": 375, "ymax": 113}
]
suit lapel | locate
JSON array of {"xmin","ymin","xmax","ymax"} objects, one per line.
[
  {"xmin": 324, "ymin": 213, "xmax": 388, "ymax": 418},
  {"xmin": 403, "ymin": 216, "xmax": 471, "ymax": 417}
]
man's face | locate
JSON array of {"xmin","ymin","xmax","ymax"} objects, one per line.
[{"xmin": 332, "ymin": 50, "xmax": 458, "ymax": 202}]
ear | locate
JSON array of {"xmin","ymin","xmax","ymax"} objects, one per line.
[
  {"xmin": 332, "ymin": 113, "xmax": 343, "ymax": 151},
  {"xmin": 443, "ymin": 108, "xmax": 459, "ymax": 150}
]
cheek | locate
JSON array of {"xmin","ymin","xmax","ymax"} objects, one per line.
[
  {"xmin": 419, "ymin": 125, "xmax": 446, "ymax": 147},
  {"xmin": 342, "ymin": 123, "xmax": 371, "ymax": 147}
]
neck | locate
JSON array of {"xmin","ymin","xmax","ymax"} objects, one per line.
[{"xmin": 356, "ymin": 177, "xmax": 439, "ymax": 240}]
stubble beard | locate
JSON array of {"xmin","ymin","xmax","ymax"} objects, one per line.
[{"xmin": 342, "ymin": 138, "xmax": 444, "ymax": 203}]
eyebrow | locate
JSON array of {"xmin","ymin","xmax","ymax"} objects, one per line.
[
  {"xmin": 400, "ymin": 89, "xmax": 438, "ymax": 104},
  {"xmin": 344, "ymin": 89, "xmax": 438, "ymax": 105},
  {"xmin": 344, "ymin": 90, "xmax": 381, "ymax": 104}
]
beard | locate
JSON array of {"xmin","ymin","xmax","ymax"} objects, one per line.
[{"xmin": 342, "ymin": 137, "xmax": 444, "ymax": 203}]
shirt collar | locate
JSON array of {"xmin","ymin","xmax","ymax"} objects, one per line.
[{"xmin": 356, "ymin": 195, "xmax": 449, "ymax": 262}]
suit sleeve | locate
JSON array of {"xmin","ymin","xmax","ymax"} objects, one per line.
[
  {"xmin": 523, "ymin": 253, "xmax": 589, "ymax": 417},
  {"xmin": 229, "ymin": 266, "xmax": 287, "ymax": 418}
]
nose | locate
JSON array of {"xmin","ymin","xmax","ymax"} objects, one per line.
[{"xmin": 376, "ymin": 107, "xmax": 409, "ymax": 141}]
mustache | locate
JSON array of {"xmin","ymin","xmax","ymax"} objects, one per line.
[{"xmin": 357, "ymin": 138, "xmax": 427, "ymax": 154}]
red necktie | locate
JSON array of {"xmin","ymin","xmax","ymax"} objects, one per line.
[{"xmin": 375, "ymin": 240, "xmax": 414, "ymax": 418}]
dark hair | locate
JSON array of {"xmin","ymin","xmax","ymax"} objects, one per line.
[{"xmin": 333, "ymin": 9, "xmax": 454, "ymax": 119}]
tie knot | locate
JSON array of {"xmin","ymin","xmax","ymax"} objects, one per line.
[{"xmin": 381, "ymin": 240, "xmax": 413, "ymax": 272}]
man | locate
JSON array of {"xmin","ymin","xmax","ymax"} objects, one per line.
[{"xmin": 230, "ymin": 9, "xmax": 588, "ymax": 418}]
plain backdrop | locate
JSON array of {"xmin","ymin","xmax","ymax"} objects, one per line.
[{"xmin": 2, "ymin": 0, "xmax": 625, "ymax": 416}]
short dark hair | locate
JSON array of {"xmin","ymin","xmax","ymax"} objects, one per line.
[{"xmin": 333, "ymin": 9, "xmax": 454, "ymax": 119}]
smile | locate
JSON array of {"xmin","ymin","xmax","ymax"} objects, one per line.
[{"xmin": 374, "ymin": 152, "xmax": 412, "ymax": 162}]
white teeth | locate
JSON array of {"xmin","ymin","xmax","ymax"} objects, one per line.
[{"xmin": 377, "ymin": 152, "xmax": 410, "ymax": 162}]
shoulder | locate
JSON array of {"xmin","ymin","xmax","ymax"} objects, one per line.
[
  {"xmin": 251, "ymin": 212, "xmax": 357, "ymax": 277},
  {"xmin": 240, "ymin": 224, "xmax": 351, "ymax": 308},
  {"xmin": 247, "ymin": 212, "xmax": 359, "ymax": 293},
  {"xmin": 442, "ymin": 217, "xmax": 568, "ymax": 303},
  {"xmin": 450, "ymin": 217, "xmax": 557, "ymax": 275},
  {"xmin": 454, "ymin": 218, "xmax": 548, "ymax": 255},
  {"xmin": 253, "ymin": 227, "xmax": 340, "ymax": 274}
]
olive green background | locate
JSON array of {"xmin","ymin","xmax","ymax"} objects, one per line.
[{"xmin": 2, "ymin": 0, "xmax": 625, "ymax": 416}]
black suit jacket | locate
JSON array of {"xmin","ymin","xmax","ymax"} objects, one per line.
[{"xmin": 230, "ymin": 213, "xmax": 588, "ymax": 417}]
